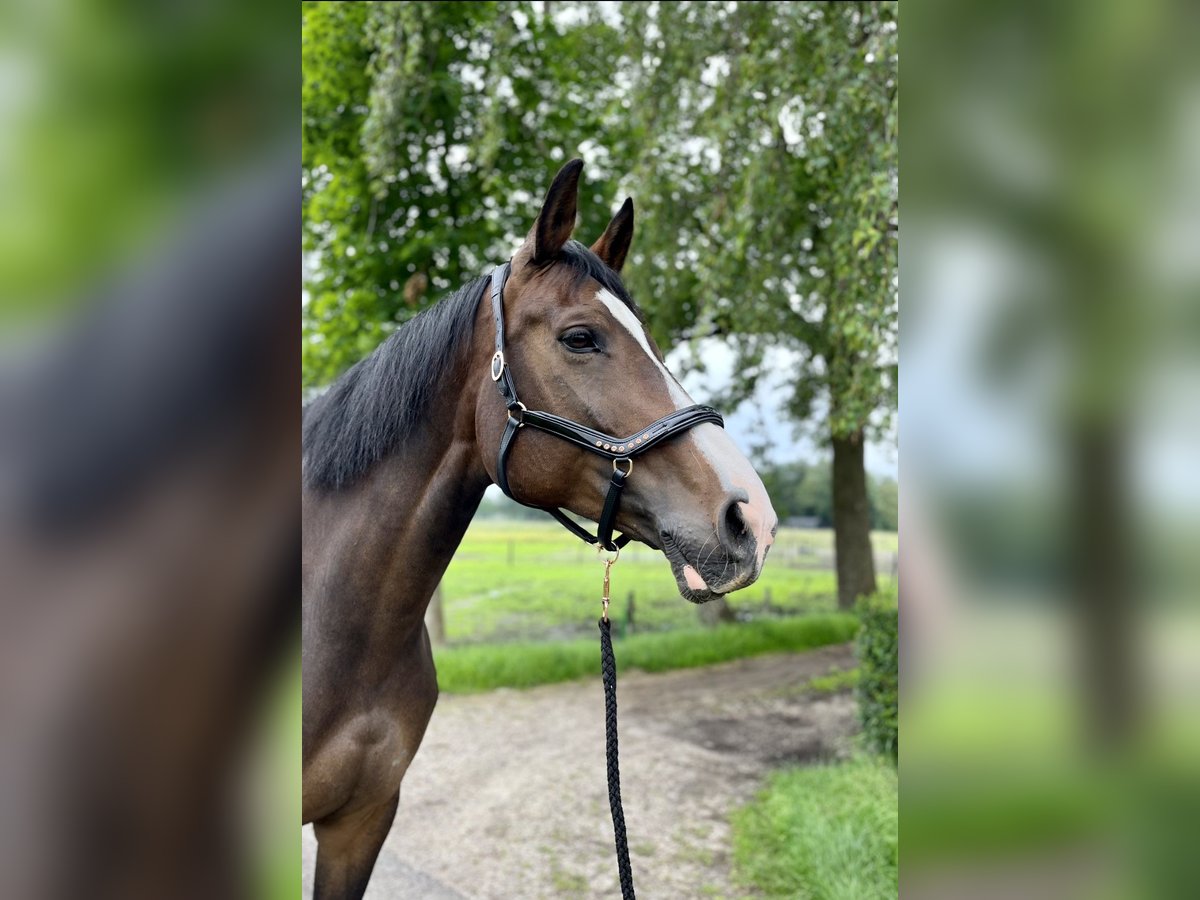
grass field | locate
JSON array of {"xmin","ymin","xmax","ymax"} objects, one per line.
[
  {"xmin": 439, "ymin": 520, "xmax": 897, "ymax": 644},
  {"xmin": 733, "ymin": 756, "xmax": 898, "ymax": 899}
]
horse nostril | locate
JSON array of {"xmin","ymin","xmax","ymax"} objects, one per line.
[
  {"xmin": 724, "ymin": 500, "xmax": 745, "ymax": 537},
  {"xmin": 717, "ymin": 490, "xmax": 753, "ymax": 554}
]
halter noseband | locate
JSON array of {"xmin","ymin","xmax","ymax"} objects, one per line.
[{"xmin": 488, "ymin": 261, "xmax": 724, "ymax": 551}]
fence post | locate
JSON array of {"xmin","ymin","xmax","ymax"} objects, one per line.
[
  {"xmin": 425, "ymin": 582, "xmax": 446, "ymax": 646},
  {"xmin": 698, "ymin": 596, "xmax": 736, "ymax": 626}
]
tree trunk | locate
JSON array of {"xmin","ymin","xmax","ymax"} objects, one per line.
[
  {"xmin": 832, "ymin": 428, "xmax": 877, "ymax": 610},
  {"xmin": 1071, "ymin": 423, "xmax": 1137, "ymax": 754}
]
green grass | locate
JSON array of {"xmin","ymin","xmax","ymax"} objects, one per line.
[
  {"xmin": 440, "ymin": 520, "xmax": 897, "ymax": 643},
  {"xmin": 733, "ymin": 757, "xmax": 898, "ymax": 900},
  {"xmin": 806, "ymin": 666, "xmax": 860, "ymax": 695},
  {"xmin": 433, "ymin": 613, "xmax": 859, "ymax": 693}
]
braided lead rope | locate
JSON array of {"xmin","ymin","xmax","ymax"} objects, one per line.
[{"xmin": 599, "ymin": 617, "xmax": 637, "ymax": 899}]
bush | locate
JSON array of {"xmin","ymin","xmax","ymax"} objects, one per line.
[{"xmin": 856, "ymin": 591, "xmax": 898, "ymax": 761}]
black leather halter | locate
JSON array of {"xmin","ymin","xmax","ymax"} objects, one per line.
[{"xmin": 488, "ymin": 261, "xmax": 724, "ymax": 551}]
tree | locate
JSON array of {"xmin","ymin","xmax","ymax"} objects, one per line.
[{"xmin": 615, "ymin": 2, "xmax": 898, "ymax": 608}]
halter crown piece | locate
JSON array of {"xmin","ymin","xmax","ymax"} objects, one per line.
[{"xmin": 488, "ymin": 261, "xmax": 725, "ymax": 551}]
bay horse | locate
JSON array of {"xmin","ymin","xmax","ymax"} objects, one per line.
[{"xmin": 302, "ymin": 159, "xmax": 778, "ymax": 898}]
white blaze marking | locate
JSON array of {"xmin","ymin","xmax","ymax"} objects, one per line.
[
  {"xmin": 595, "ymin": 288, "xmax": 692, "ymax": 408},
  {"xmin": 595, "ymin": 289, "xmax": 777, "ymax": 571}
]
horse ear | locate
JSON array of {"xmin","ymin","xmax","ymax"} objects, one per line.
[
  {"xmin": 590, "ymin": 197, "xmax": 635, "ymax": 272},
  {"xmin": 531, "ymin": 159, "xmax": 584, "ymax": 262}
]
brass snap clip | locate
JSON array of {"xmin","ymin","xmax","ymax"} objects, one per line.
[{"xmin": 598, "ymin": 544, "xmax": 619, "ymax": 621}]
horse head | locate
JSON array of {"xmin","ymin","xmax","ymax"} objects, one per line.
[{"xmin": 476, "ymin": 160, "xmax": 777, "ymax": 601}]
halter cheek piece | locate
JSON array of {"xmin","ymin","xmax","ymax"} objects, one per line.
[{"xmin": 488, "ymin": 261, "xmax": 724, "ymax": 551}]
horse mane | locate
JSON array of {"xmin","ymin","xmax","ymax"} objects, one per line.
[
  {"xmin": 302, "ymin": 275, "xmax": 488, "ymax": 491},
  {"xmin": 303, "ymin": 241, "xmax": 642, "ymax": 492}
]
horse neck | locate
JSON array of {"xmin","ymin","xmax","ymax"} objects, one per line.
[
  {"xmin": 305, "ymin": 351, "xmax": 492, "ymax": 646},
  {"xmin": 366, "ymin": 426, "xmax": 489, "ymax": 606}
]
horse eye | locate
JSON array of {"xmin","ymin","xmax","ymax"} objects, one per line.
[{"xmin": 560, "ymin": 329, "xmax": 598, "ymax": 353}]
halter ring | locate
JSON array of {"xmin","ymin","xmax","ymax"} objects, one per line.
[
  {"xmin": 490, "ymin": 350, "xmax": 505, "ymax": 381},
  {"xmin": 597, "ymin": 545, "xmax": 620, "ymax": 564},
  {"xmin": 613, "ymin": 457, "xmax": 633, "ymax": 477}
]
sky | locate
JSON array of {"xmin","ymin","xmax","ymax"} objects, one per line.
[{"xmin": 666, "ymin": 338, "xmax": 899, "ymax": 479}]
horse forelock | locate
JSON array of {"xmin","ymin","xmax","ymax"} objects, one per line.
[{"xmin": 527, "ymin": 240, "xmax": 643, "ymax": 322}]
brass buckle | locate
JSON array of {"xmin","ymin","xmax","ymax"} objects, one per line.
[{"xmin": 490, "ymin": 350, "xmax": 505, "ymax": 381}]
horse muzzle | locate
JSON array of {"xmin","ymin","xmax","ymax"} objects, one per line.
[{"xmin": 661, "ymin": 499, "xmax": 777, "ymax": 603}]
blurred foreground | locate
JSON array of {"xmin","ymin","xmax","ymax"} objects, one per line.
[
  {"xmin": 0, "ymin": 2, "xmax": 298, "ymax": 898},
  {"xmin": 904, "ymin": 0, "xmax": 1200, "ymax": 896}
]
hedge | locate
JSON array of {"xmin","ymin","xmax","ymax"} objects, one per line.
[{"xmin": 857, "ymin": 590, "xmax": 898, "ymax": 761}]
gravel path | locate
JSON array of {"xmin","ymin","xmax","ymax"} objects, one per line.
[{"xmin": 302, "ymin": 642, "xmax": 859, "ymax": 899}]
